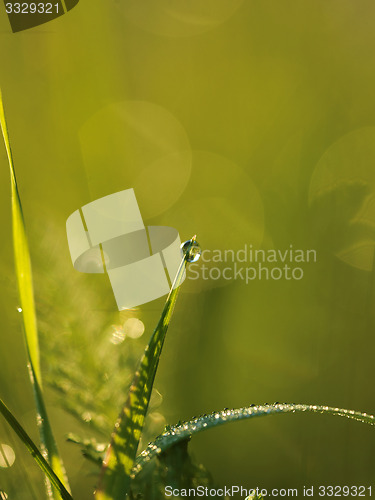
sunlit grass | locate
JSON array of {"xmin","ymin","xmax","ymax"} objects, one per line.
[
  {"xmin": 0, "ymin": 89, "xmax": 70, "ymax": 500},
  {"xmin": 1, "ymin": 89, "xmax": 375, "ymax": 500}
]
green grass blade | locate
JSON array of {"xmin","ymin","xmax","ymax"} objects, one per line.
[
  {"xmin": 95, "ymin": 242, "xmax": 193, "ymax": 500},
  {"xmin": 0, "ymin": 89, "xmax": 70, "ymax": 499},
  {"xmin": 0, "ymin": 398, "xmax": 74, "ymax": 500},
  {"xmin": 132, "ymin": 403, "xmax": 375, "ymax": 476}
]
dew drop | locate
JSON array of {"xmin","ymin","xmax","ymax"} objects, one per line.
[{"xmin": 181, "ymin": 238, "xmax": 201, "ymax": 263}]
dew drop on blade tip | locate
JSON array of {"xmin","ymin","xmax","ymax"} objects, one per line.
[{"xmin": 181, "ymin": 238, "xmax": 201, "ymax": 263}]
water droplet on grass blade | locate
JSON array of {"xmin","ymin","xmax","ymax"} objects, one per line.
[{"xmin": 181, "ymin": 237, "xmax": 201, "ymax": 263}]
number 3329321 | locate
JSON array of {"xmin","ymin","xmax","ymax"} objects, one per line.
[{"xmin": 5, "ymin": 3, "xmax": 59, "ymax": 14}]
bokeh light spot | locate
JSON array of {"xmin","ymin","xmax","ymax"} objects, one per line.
[
  {"xmin": 123, "ymin": 318, "xmax": 145, "ymax": 339},
  {"xmin": 0, "ymin": 445, "xmax": 15, "ymax": 468}
]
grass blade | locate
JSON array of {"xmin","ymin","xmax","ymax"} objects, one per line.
[
  {"xmin": 0, "ymin": 398, "xmax": 74, "ymax": 500},
  {"xmin": 0, "ymin": 89, "xmax": 70, "ymax": 498},
  {"xmin": 95, "ymin": 240, "xmax": 193, "ymax": 500},
  {"xmin": 132, "ymin": 403, "xmax": 375, "ymax": 476}
]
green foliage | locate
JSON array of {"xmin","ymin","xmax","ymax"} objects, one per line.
[
  {"xmin": 132, "ymin": 403, "xmax": 375, "ymax": 477},
  {"xmin": 95, "ymin": 251, "xmax": 190, "ymax": 500},
  {"xmin": 0, "ymin": 399, "xmax": 73, "ymax": 500},
  {"xmin": 0, "ymin": 90, "xmax": 70, "ymax": 499},
  {"xmin": 66, "ymin": 434, "xmax": 107, "ymax": 466},
  {"xmin": 129, "ymin": 439, "xmax": 215, "ymax": 500},
  {"xmin": 31, "ymin": 223, "xmax": 166, "ymax": 449},
  {"xmin": 1, "ymin": 91, "xmax": 375, "ymax": 500}
]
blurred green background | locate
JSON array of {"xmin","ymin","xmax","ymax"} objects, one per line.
[{"xmin": 1, "ymin": 0, "xmax": 375, "ymax": 497}]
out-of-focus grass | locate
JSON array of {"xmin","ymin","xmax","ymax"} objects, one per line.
[{"xmin": 1, "ymin": 89, "xmax": 375, "ymax": 500}]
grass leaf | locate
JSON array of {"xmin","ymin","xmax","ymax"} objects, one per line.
[
  {"xmin": 132, "ymin": 403, "xmax": 375, "ymax": 476},
  {"xmin": 0, "ymin": 398, "xmax": 74, "ymax": 500},
  {"xmin": 95, "ymin": 242, "xmax": 192, "ymax": 500},
  {"xmin": 0, "ymin": 89, "xmax": 71, "ymax": 499}
]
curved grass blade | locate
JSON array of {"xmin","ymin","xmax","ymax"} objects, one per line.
[
  {"xmin": 132, "ymin": 403, "xmax": 375, "ymax": 476},
  {"xmin": 95, "ymin": 239, "xmax": 194, "ymax": 500},
  {"xmin": 0, "ymin": 89, "xmax": 70, "ymax": 498},
  {"xmin": 0, "ymin": 398, "xmax": 73, "ymax": 500}
]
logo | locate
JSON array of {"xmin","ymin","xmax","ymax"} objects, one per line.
[
  {"xmin": 4, "ymin": 0, "xmax": 80, "ymax": 33},
  {"xmin": 66, "ymin": 189, "xmax": 185, "ymax": 310}
]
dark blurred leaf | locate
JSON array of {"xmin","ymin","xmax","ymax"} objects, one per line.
[{"xmin": 310, "ymin": 180, "xmax": 375, "ymax": 253}]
